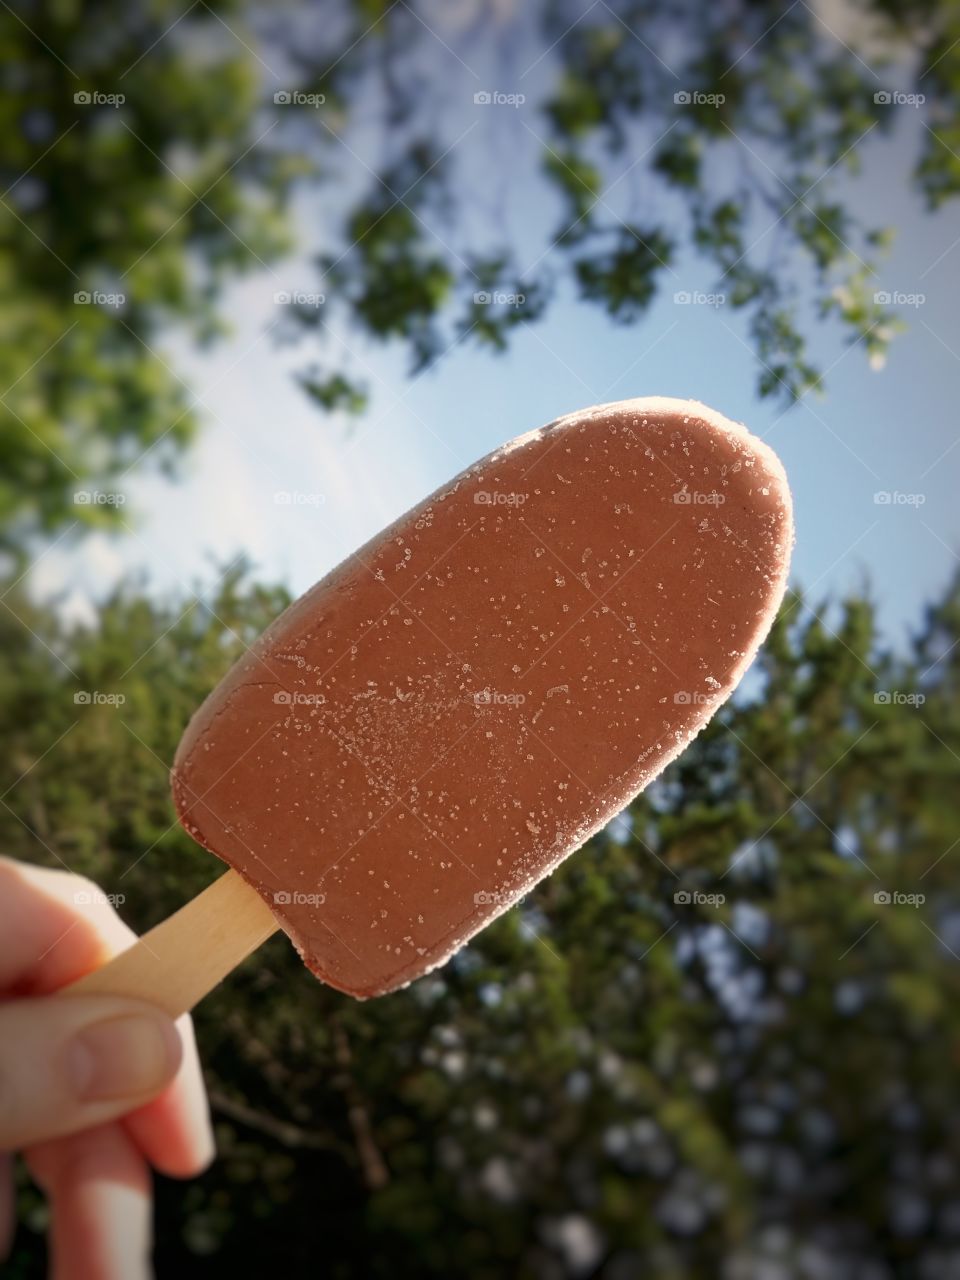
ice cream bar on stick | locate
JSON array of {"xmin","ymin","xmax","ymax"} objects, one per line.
[{"xmin": 67, "ymin": 397, "xmax": 793, "ymax": 1017}]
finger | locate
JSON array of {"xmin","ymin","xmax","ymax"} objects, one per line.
[
  {"xmin": 0, "ymin": 861, "xmax": 216, "ymax": 1178},
  {"xmin": 25, "ymin": 1124, "xmax": 152, "ymax": 1280},
  {"xmin": 123, "ymin": 1015, "xmax": 215, "ymax": 1178},
  {"xmin": 0, "ymin": 858, "xmax": 135, "ymax": 994},
  {"xmin": 0, "ymin": 1152, "xmax": 13, "ymax": 1261},
  {"xmin": 0, "ymin": 995, "xmax": 181, "ymax": 1150}
]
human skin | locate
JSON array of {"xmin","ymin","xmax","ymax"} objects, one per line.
[{"xmin": 0, "ymin": 858, "xmax": 214, "ymax": 1280}]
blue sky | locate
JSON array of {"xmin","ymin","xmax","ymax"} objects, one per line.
[{"xmin": 32, "ymin": 60, "xmax": 959, "ymax": 653}]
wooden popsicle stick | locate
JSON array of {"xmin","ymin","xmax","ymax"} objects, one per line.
[{"xmin": 63, "ymin": 870, "xmax": 279, "ymax": 1019}]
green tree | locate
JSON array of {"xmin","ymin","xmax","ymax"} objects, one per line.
[
  {"xmin": 0, "ymin": 0, "xmax": 298, "ymax": 553},
  {"xmin": 3, "ymin": 0, "xmax": 958, "ymax": 550},
  {"xmin": 2, "ymin": 566, "xmax": 958, "ymax": 1277}
]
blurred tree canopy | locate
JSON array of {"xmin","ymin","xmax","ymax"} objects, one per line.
[
  {"xmin": 3, "ymin": 0, "xmax": 959, "ymax": 551},
  {"xmin": 0, "ymin": 0, "xmax": 300, "ymax": 553},
  {"xmin": 2, "ymin": 565, "xmax": 958, "ymax": 1277}
]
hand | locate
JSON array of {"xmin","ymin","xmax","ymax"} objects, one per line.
[{"xmin": 0, "ymin": 858, "xmax": 214, "ymax": 1279}]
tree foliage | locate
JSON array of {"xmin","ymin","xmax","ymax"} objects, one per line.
[
  {"xmin": 3, "ymin": 0, "xmax": 959, "ymax": 549},
  {"xmin": 268, "ymin": 0, "xmax": 960, "ymax": 407},
  {"xmin": 2, "ymin": 565, "xmax": 958, "ymax": 1277},
  {"xmin": 0, "ymin": 0, "xmax": 298, "ymax": 553}
]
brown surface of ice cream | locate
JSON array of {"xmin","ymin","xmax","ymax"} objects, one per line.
[{"xmin": 172, "ymin": 397, "xmax": 793, "ymax": 997}]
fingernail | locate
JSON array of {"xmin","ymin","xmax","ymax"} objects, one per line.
[{"xmin": 68, "ymin": 1014, "xmax": 181, "ymax": 1102}]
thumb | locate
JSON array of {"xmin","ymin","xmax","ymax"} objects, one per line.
[{"xmin": 0, "ymin": 995, "xmax": 182, "ymax": 1150}]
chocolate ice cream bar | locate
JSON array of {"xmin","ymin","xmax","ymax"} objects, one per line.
[{"xmin": 168, "ymin": 396, "xmax": 793, "ymax": 998}]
